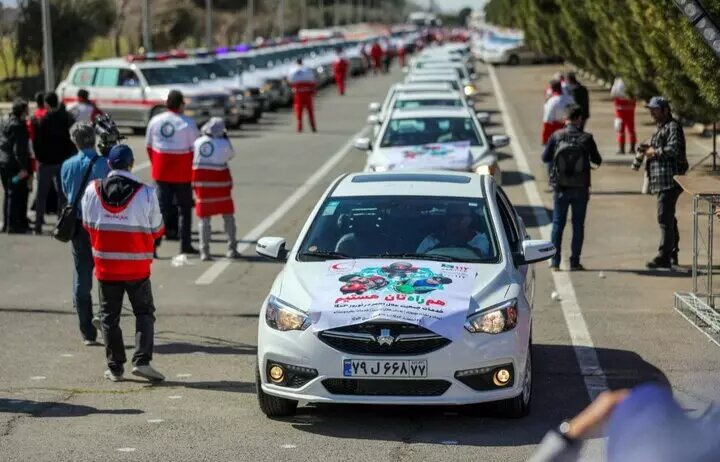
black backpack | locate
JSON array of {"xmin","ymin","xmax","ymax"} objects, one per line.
[{"xmin": 552, "ymin": 131, "xmax": 591, "ymax": 188}]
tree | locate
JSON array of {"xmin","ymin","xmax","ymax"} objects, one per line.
[{"xmin": 16, "ymin": 0, "xmax": 116, "ymax": 79}]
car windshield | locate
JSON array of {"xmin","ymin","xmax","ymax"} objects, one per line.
[
  {"xmin": 380, "ymin": 117, "xmax": 483, "ymax": 147},
  {"xmin": 394, "ymin": 98, "xmax": 463, "ymax": 109},
  {"xmin": 298, "ymin": 196, "xmax": 499, "ymax": 263},
  {"xmin": 141, "ymin": 66, "xmax": 195, "ymax": 85}
]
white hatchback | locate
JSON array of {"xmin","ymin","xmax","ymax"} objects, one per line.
[{"xmin": 254, "ymin": 172, "xmax": 555, "ymax": 417}]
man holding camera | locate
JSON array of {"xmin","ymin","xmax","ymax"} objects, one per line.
[{"xmin": 637, "ymin": 97, "xmax": 687, "ymax": 270}]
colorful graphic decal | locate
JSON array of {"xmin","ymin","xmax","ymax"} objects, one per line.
[{"xmin": 385, "ymin": 141, "xmax": 472, "ymax": 171}]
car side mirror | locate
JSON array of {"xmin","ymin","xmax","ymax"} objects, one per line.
[
  {"xmin": 517, "ymin": 239, "xmax": 555, "ymax": 265},
  {"xmin": 476, "ymin": 111, "xmax": 491, "ymax": 125},
  {"xmin": 366, "ymin": 114, "xmax": 380, "ymax": 125},
  {"xmin": 354, "ymin": 137, "xmax": 372, "ymax": 151},
  {"xmin": 491, "ymin": 134, "xmax": 510, "ymax": 149},
  {"xmin": 256, "ymin": 236, "xmax": 288, "ymax": 261},
  {"xmin": 368, "ymin": 102, "xmax": 381, "ymax": 113}
]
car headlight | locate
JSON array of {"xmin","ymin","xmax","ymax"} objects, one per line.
[
  {"xmin": 465, "ymin": 299, "xmax": 518, "ymax": 334},
  {"xmin": 265, "ymin": 295, "xmax": 310, "ymax": 331},
  {"xmin": 464, "ymin": 85, "xmax": 477, "ymax": 96}
]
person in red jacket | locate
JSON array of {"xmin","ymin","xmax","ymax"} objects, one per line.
[
  {"xmin": 287, "ymin": 59, "xmax": 318, "ymax": 133},
  {"xmin": 332, "ymin": 48, "xmax": 349, "ymax": 96},
  {"xmin": 81, "ymin": 144, "xmax": 165, "ymax": 383},
  {"xmin": 145, "ymin": 90, "xmax": 200, "ymax": 254},
  {"xmin": 370, "ymin": 41, "xmax": 383, "ymax": 74},
  {"xmin": 610, "ymin": 77, "xmax": 637, "ymax": 154}
]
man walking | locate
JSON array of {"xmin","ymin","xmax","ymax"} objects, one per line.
[
  {"xmin": 639, "ymin": 97, "xmax": 687, "ymax": 269},
  {"xmin": 565, "ymin": 72, "xmax": 589, "ymax": 130},
  {"xmin": 81, "ymin": 144, "xmax": 165, "ymax": 382},
  {"xmin": 542, "ymin": 80, "xmax": 575, "ymax": 146},
  {"xmin": 66, "ymin": 89, "xmax": 102, "ymax": 123},
  {"xmin": 287, "ymin": 59, "xmax": 318, "ymax": 133},
  {"xmin": 61, "ymin": 122, "xmax": 111, "ymax": 345},
  {"xmin": 542, "ymin": 104, "xmax": 603, "ymax": 271},
  {"xmin": 146, "ymin": 90, "xmax": 199, "ymax": 255},
  {"xmin": 0, "ymin": 99, "xmax": 31, "ymax": 233},
  {"xmin": 332, "ymin": 48, "xmax": 349, "ymax": 96},
  {"xmin": 611, "ymin": 77, "xmax": 637, "ymax": 154},
  {"xmin": 33, "ymin": 92, "xmax": 76, "ymax": 234}
]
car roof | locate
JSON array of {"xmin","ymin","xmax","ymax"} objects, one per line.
[
  {"xmin": 392, "ymin": 82, "xmax": 453, "ymax": 91},
  {"xmin": 332, "ymin": 172, "xmax": 484, "ymax": 198},
  {"xmin": 406, "ymin": 75, "xmax": 461, "ymax": 83},
  {"xmin": 71, "ymin": 58, "xmax": 176, "ymax": 69},
  {"xmin": 388, "ymin": 107, "xmax": 473, "ymax": 119},
  {"xmin": 393, "ymin": 91, "xmax": 462, "ymax": 100}
]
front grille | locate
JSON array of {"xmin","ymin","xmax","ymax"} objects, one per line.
[
  {"xmin": 195, "ymin": 95, "xmax": 227, "ymax": 108},
  {"xmin": 318, "ymin": 322, "xmax": 450, "ymax": 356},
  {"xmin": 322, "ymin": 379, "xmax": 451, "ymax": 396}
]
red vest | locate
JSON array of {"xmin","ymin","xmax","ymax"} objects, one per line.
[
  {"xmin": 145, "ymin": 111, "xmax": 200, "ymax": 183},
  {"xmin": 192, "ymin": 136, "xmax": 235, "ymax": 217},
  {"xmin": 81, "ymin": 171, "xmax": 165, "ymax": 281}
]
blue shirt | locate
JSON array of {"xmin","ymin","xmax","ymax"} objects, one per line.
[{"xmin": 61, "ymin": 149, "xmax": 111, "ymax": 217}]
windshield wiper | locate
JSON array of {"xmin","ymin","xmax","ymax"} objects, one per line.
[
  {"xmin": 370, "ymin": 253, "xmax": 456, "ymax": 262},
  {"xmin": 299, "ymin": 250, "xmax": 352, "ymax": 260}
]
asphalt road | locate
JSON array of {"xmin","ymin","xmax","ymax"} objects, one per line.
[{"xmin": 1, "ymin": 63, "xmax": 718, "ymax": 462}]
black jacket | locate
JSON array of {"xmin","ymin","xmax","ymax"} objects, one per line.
[
  {"xmin": 542, "ymin": 124, "xmax": 602, "ymax": 187},
  {"xmin": 0, "ymin": 114, "xmax": 30, "ymax": 171},
  {"xmin": 101, "ymin": 173, "xmax": 142, "ymax": 207},
  {"xmin": 32, "ymin": 105, "xmax": 76, "ymax": 165},
  {"xmin": 570, "ymin": 83, "xmax": 590, "ymax": 120}
]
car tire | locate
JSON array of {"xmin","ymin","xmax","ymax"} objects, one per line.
[
  {"xmin": 255, "ymin": 365, "xmax": 298, "ymax": 418},
  {"xmin": 495, "ymin": 344, "xmax": 532, "ymax": 418},
  {"xmin": 508, "ymin": 55, "xmax": 520, "ymax": 66}
]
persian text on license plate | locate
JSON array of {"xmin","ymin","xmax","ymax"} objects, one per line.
[{"xmin": 343, "ymin": 359, "xmax": 428, "ymax": 378}]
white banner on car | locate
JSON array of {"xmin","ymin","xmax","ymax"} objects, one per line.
[
  {"xmin": 309, "ymin": 259, "xmax": 477, "ymax": 340},
  {"xmin": 385, "ymin": 141, "xmax": 472, "ymax": 171}
]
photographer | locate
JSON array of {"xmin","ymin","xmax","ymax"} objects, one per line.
[{"xmin": 636, "ymin": 97, "xmax": 687, "ymax": 270}]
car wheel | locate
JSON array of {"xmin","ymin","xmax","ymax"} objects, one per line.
[
  {"xmin": 496, "ymin": 344, "xmax": 532, "ymax": 418},
  {"xmin": 255, "ymin": 365, "xmax": 298, "ymax": 418},
  {"xmin": 508, "ymin": 55, "xmax": 520, "ymax": 66}
]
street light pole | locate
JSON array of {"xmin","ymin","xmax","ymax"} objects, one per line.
[
  {"xmin": 142, "ymin": 0, "xmax": 152, "ymax": 52},
  {"xmin": 301, "ymin": 0, "xmax": 307, "ymax": 30},
  {"xmin": 278, "ymin": 0, "xmax": 285, "ymax": 38},
  {"xmin": 40, "ymin": 0, "xmax": 54, "ymax": 91},
  {"xmin": 205, "ymin": 0, "xmax": 213, "ymax": 49},
  {"xmin": 319, "ymin": 0, "xmax": 324, "ymax": 27},
  {"xmin": 333, "ymin": 0, "xmax": 339, "ymax": 26},
  {"xmin": 246, "ymin": 0, "xmax": 254, "ymax": 42}
]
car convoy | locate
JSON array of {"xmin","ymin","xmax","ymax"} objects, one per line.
[{"xmin": 254, "ymin": 42, "xmax": 556, "ymax": 418}]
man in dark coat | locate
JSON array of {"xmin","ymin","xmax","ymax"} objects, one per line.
[
  {"xmin": 0, "ymin": 99, "xmax": 31, "ymax": 233},
  {"xmin": 565, "ymin": 72, "xmax": 590, "ymax": 130}
]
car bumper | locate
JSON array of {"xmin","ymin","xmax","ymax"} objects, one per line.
[
  {"xmin": 238, "ymin": 98, "xmax": 262, "ymax": 119},
  {"xmin": 257, "ymin": 318, "xmax": 529, "ymax": 405},
  {"xmin": 186, "ymin": 106, "xmax": 227, "ymax": 127}
]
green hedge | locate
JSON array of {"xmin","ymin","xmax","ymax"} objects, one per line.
[{"xmin": 484, "ymin": 0, "xmax": 720, "ymax": 122}]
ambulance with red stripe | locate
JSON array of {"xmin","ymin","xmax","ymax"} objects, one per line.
[{"xmin": 57, "ymin": 56, "xmax": 230, "ymax": 133}]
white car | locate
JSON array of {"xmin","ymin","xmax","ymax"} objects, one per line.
[
  {"xmin": 368, "ymin": 82, "xmax": 455, "ymax": 128},
  {"xmin": 404, "ymin": 74, "xmax": 463, "ymax": 93},
  {"xmin": 254, "ymin": 171, "xmax": 555, "ymax": 417},
  {"xmin": 355, "ymin": 107, "xmax": 508, "ymax": 182}
]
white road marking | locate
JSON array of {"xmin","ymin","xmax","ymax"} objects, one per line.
[
  {"xmin": 134, "ymin": 160, "xmax": 151, "ymax": 171},
  {"xmin": 116, "ymin": 447, "xmax": 137, "ymax": 452},
  {"xmin": 60, "ymin": 354, "xmax": 74, "ymax": 358},
  {"xmin": 147, "ymin": 419, "xmax": 164, "ymax": 423},
  {"xmin": 195, "ymin": 127, "xmax": 369, "ymax": 285},
  {"xmin": 281, "ymin": 444, "xmax": 297, "ymax": 449},
  {"xmin": 488, "ymin": 65, "xmax": 607, "ymax": 460},
  {"xmin": 176, "ymin": 373, "xmax": 192, "ymax": 378},
  {"xmin": 168, "ymin": 395, "xmax": 183, "ymax": 400},
  {"xmin": 441, "ymin": 440, "xmax": 459, "ymax": 445},
  {"xmin": 30, "ymin": 376, "xmax": 46, "ymax": 380}
]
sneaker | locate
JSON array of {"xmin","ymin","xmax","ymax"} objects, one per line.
[
  {"xmin": 180, "ymin": 246, "xmax": 200, "ymax": 255},
  {"xmin": 200, "ymin": 252, "xmax": 213, "ymax": 262},
  {"xmin": 83, "ymin": 339, "xmax": 102, "ymax": 346},
  {"xmin": 646, "ymin": 257, "xmax": 672, "ymax": 270},
  {"xmin": 91, "ymin": 316, "xmax": 102, "ymax": 331},
  {"xmin": 104, "ymin": 369, "xmax": 123, "ymax": 382},
  {"xmin": 569, "ymin": 263, "xmax": 586, "ymax": 272},
  {"xmin": 131, "ymin": 364, "xmax": 165, "ymax": 382},
  {"xmin": 616, "ymin": 149, "xmax": 625, "ymax": 155},
  {"xmin": 226, "ymin": 249, "xmax": 241, "ymax": 259}
]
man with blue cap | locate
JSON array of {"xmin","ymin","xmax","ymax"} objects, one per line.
[{"xmin": 80, "ymin": 144, "xmax": 166, "ymax": 382}]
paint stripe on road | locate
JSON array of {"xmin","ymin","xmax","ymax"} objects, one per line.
[
  {"xmin": 487, "ymin": 65, "xmax": 608, "ymax": 395},
  {"xmin": 487, "ymin": 64, "xmax": 607, "ymax": 460},
  {"xmin": 135, "ymin": 160, "xmax": 151, "ymax": 171},
  {"xmin": 195, "ymin": 127, "xmax": 368, "ymax": 285}
]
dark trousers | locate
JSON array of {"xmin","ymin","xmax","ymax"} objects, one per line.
[
  {"xmin": 551, "ymin": 187, "xmax": 590, "ymax": 266},
  {"xmin": 98, "ymin": 277, "xmax": 156, "ymax": 374},
  {"xmin": 71, "ymin": 226, "xmax": 97, "ymax": 341},
  {"xmin": 0, "ymin": 166, "xmax": 29, "ymax": 232},
  {"xmin": 657, "ymin": 186, "xmax": 681, "ymax": 260},
  {"xmin": 34, "ymin": 162, "xmax": 65, "ymax": 232},
  {"xmin": 156, "ymin": 181, "xmax": 193, "ymax": 251}
]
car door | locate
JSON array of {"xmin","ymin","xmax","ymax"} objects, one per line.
[
  {"xmin": 90, "ymin": 67, "xmax": 123, "ymax": 121},
  {"xmin": 112, "ymin": 68, "xmax": 145, "ymax": 126},
  {"xmin": 495, "ymin": 188, "xmax": 534, "ymax": 306}
]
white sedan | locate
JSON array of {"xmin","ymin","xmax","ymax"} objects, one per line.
[
  {"xmin": 355, "ymin": 107, "xmax": 508, "ymax": 182},
  {"xmin": 255, "ymin": 171, "xmax": 555, "ymax": 417}
]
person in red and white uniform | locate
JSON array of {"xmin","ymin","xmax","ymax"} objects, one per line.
[
  {"xmin": 66, "ymin": 89, "xmax": 102, "ymax": 123},
  {"xmin": 370, "ymin": 41, "xmax": 384, "ymax": 74},
  {"xmin": 610, "ymin": 77, "xmax": 637, "ymax": 154},
  {"xmin": 81, "ymin": 144, "xmax": 165, "ymax": 383},
  {"xmin": 145, "ymin": 90, "xmax": 200, "ymax": 254},
  {"xmin": 191, "ymin": 117, "xmax": 238, "ymax": 261},
  {"xmin": 542, "ymin": 79, "xmax": 575, "ymax": 145},
  {"xmin": 287, "ymin": 59, "xmax": 317, "ymax": 133},
  {"xmin": 332, "ymin": 48, "xmax": 349, "ymax": 96}
]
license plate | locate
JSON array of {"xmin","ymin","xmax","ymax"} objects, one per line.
[{"xmin": 343, "ymin": 359, "xmax": 428, "ymax": 378}]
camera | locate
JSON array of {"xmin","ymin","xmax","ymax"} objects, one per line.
[
  {"xmin": 93, "ymin": 113, "xmax": 124, "ymax": 156},
  {"xmin": 632, "ymin": 143, "xmax": 649, "ymax": 171}
]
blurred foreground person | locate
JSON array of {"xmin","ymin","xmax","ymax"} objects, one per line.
[
  {"xmin": 67, "ymin": 89, "xmax": 102, "ymax": 123},
  {"xmin": 287, "ymin": 59, "xmax": 317, "ymax": 133},
  {"xmin": 528, "ymin": 383, "xmax": 720, "ymax": 462},
  {"xmin": 81, "ymin": 144, "xmax": 165, "ymax": 382}
]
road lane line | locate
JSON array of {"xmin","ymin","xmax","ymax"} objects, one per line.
[
  {"xmin": 487, "ymin": 65, "xmax": 609, "ymax": 397},
  {"xmin": 135, "ymin": 160, "xmax": 151, "ymax": 171},
  {"xmin": 195, "ymin": 127, "xmax": 368, "ymax": 285}
]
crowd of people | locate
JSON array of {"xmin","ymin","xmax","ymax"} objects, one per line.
[{"xmin": 540, "ymin": 72, "xmax": 688, "ymax": 271}]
